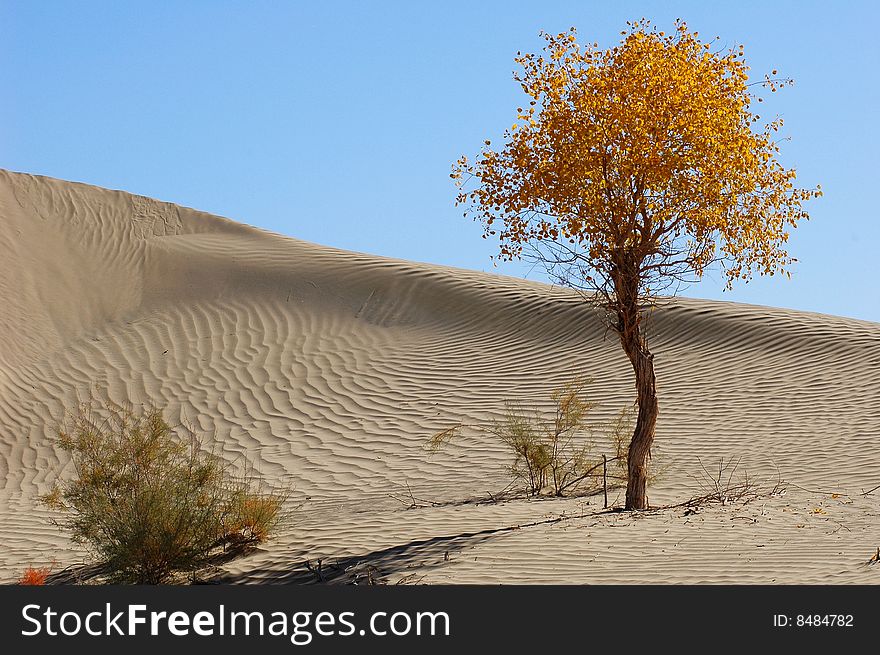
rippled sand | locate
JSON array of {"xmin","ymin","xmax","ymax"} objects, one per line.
[{"xmin": 2, "ymin": 169, "xmax": 878, "ymax": 584}]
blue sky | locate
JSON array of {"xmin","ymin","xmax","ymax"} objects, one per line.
[{"xmin": 2, "ymin": 1, "xmax": 877, "ymax": 322}]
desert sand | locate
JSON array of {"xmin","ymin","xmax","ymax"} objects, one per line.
[{"xmin": 1, "ymin": 168, "xmax": 878, "ymax": 584}]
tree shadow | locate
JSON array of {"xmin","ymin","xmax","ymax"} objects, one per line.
[{"xmin": 210, "ymin": 525, "xmax": 519, "ymax": 585}]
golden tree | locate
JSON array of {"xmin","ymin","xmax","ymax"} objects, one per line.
[{"xmin": 452, "ymin": 20, "xmax": 821, "ymax": 510}]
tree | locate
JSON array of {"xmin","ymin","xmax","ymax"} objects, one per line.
[{"xmin": 452, "ymin": 20, "xmax": 821, "ymax": 510}]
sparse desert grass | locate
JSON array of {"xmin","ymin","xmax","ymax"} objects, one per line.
[
  {"xmin": 40, "ymin": 398, "xmax": 288, "ymax": 584},
  {"xmin": 429, "ymin": 377, "xmax": 632, "ymax": 498}
]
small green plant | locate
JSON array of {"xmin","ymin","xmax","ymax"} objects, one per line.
[
  {"xmin": 40, "ymin": 398, "xmax": 287, "ymax": 584},
  {"xmin": 429, "ymin": 377, "xmax": 632, "ymax": 498}
]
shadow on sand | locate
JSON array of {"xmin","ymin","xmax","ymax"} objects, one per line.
[{"xmin": 211, "ymin": 525, "xmax": 519, "ymax": 585}]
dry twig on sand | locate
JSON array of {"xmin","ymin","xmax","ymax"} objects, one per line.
[{"xmin": 668, "ymin": 457, "xmax": 786, "ymax": 510}]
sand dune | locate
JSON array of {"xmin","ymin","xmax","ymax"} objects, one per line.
[{"xmin": 1, "ymin": 168, "xmax": 878, "ymax": 584}]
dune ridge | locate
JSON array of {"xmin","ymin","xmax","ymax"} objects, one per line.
[{"xmin": 1, "ymin": 169, "xmax": 878, "ymax": 584}]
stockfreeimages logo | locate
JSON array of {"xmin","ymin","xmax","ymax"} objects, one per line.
[{"xmin": 21, "ymin": 604, "xmax": 450, "ymax": 645}]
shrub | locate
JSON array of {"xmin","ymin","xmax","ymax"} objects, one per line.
[
  {"xmin": 40, "ymin": 399, "xmax": 287, "ymax": 584},
  {"xmin": 429, "ymin": 377, "xmax": 632, "ymax": 497},
  {"xmin": 19, "ymin": 565, "xmax": 52, "ymax": 585}
]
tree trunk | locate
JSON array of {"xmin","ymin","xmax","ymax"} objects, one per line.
[
  {"xmin": 612, "ymin": 261, "xmax": 659, "ymax": 511},
  {"xmin": 622, "ymin": 336, "xmax": 658, "ymax": 510}
]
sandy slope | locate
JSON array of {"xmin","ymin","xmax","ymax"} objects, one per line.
[{"xmin": 1, "ymin": 169, "xmax": 878, "ymax": 584}]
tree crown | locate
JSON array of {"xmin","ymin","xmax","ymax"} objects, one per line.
[{"xmin": 453, "ymin": 20, "xmax": 821, "ymax": 296}]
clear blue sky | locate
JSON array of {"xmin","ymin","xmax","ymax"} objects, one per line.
[{"xmin": 2, "ymin": 1, "xmax": 878, "ymax": 322}]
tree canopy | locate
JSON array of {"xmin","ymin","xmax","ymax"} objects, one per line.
[{"xmin": 453, "ymin": 20, "xmax": 821, "ymax": 302}]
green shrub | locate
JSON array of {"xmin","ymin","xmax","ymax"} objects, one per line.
[
  {"xmin": 40, "ymin": 399, "xmax": 286, "ymax": 584},
  {"xmin": 429, "ymin": 377, "xmax": 632, "ymax": 497}
]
